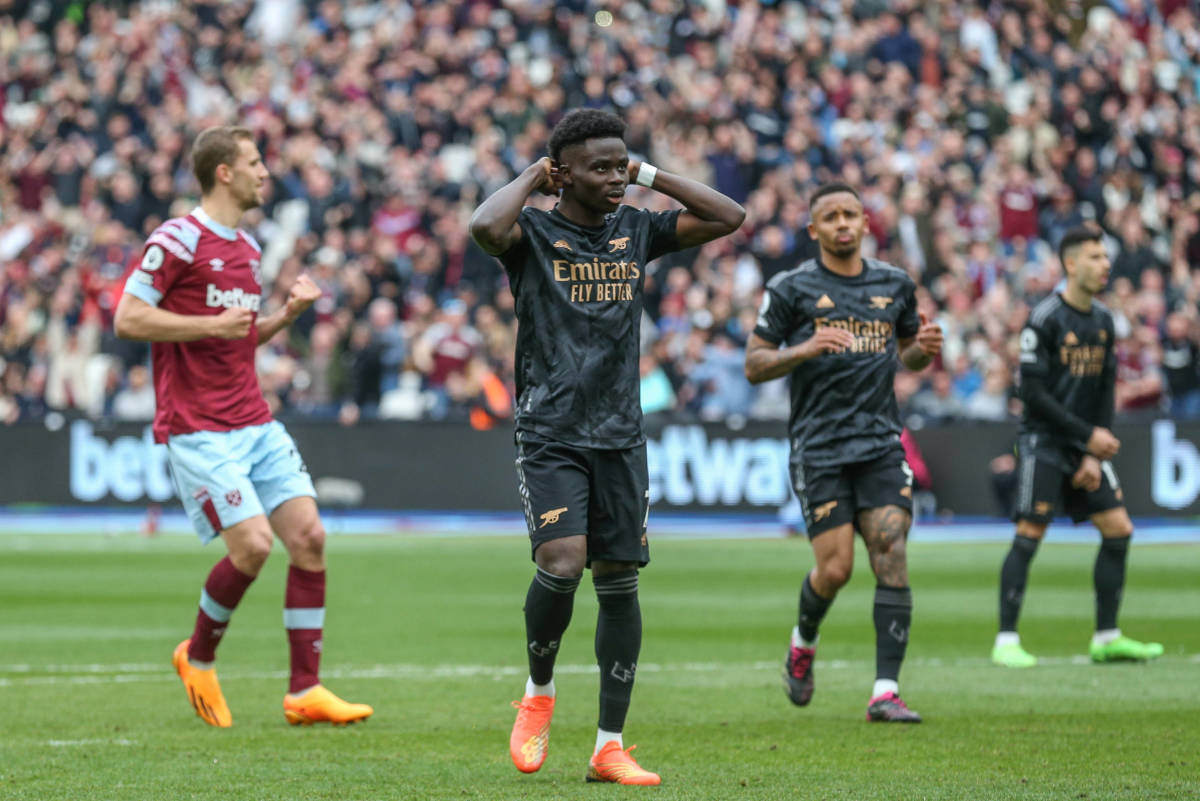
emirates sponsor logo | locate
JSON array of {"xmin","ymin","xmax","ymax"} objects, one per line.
[{"xmin": 206, "ymin": 284, "xmax": 261, "ymax": 311}]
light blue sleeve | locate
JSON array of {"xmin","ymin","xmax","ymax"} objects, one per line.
[{"xmin": 123, "ymin": 270, "xmax": 163, "ymax": 306}]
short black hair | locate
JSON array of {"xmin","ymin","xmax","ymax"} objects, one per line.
[
  {"xmin": 808, "ymin": 182, "xmax": 861, "ymax": 210},
  {"xmin": 1059, "ymin": 224, "xmax": 1104, "ymax": 265},
  {"xmin": 548, "ymin": 109, "xmax": 626, "ymax": 163}
]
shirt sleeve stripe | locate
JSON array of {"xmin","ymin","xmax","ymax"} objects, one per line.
[
  {"xmin": 147, "ymin": 233, "xmax": 195, "ymax": 263},
  {"xmin": 123, "ymin": 274, "xmax": 163, "ymax": 306}
]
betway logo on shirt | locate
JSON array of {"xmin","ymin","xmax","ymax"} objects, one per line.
[{"xmin": 206, "ymin": 284, "xmax": 261, "ymax": 311}]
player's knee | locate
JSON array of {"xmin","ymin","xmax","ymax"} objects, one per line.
[
  {"xmin": 1015, "ymin": 520, "xmax": 1048, "ymax": 540},
  {"xmin": 534, "ymin": 540, "xmax": 586, "ymax": 578},
  {"xmin": 1100, "ymin": 522, "xmax": 1134, "ymax": 539},
  {"xmin": 819, "ymin": 560, "xmax": 853, "ymax": 589},
  {"xmin": 230, "ymin": 528, "xmax": 273, "ymax": 574},
  {"xmin": 290, "ymin": 518, "xmax": 326, "ymax": 561}
]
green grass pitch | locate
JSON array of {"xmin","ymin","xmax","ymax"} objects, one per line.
[{"xmin": 0, "ymin": 532, "xmax": 1196, "ymax": 800}]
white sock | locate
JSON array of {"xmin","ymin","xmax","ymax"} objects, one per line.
[
  {"xmin": 872, "ymin": 679, "xmax": 899, "ymax": 699},
  {"xmin": 187, "ymin": 657, "xmax": 214, "ymax": 670},
  {"xmin": 595, "ymin": 728, "xmax": 622, "ymax": 754},
  {"xmin": 525, "ymin": 677, "xmax": 555, "ymax": 697},
  {"xmin": 1092, "ymin": 628, "xmax": 1121, "ymax": 647},
  {"xmin": 791, "ymin": 626, "xmax": 818, "ymax": 650},
  {"xmin": 994, "ymin": 631, "xmax": 1020, "ymax": 648}
]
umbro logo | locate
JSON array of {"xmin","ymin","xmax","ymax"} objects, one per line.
[
  {"xmin": 209, "ymin": 258, "xmax": 225, "ymax": 271},
  {"xmin": 539, "ymin": 507, "xmax": 568, "ymax": 527},
  {"xmin": 812, "ymin": 500, "xmax": 838, "ymax": 522},
  {"xmin": 1064, "ymin": 331, "xmax": 1079, "ymax": 345},
  {"xmin": 816, "ymin": 294, "xmax": 835, "ymax": 309},
  {"xmin": 608, "ymin": 236, "xmax": 630, "ymax": 252},
  {"xmin": 869, "ymin": 296, "xmax": 893, "ymax": 309},
  {"xmin": 553, "ymin": 239, "xmax": 573, "ymax": 251}
]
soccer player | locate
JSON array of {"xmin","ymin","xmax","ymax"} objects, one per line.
[
  {"xmin": 469, "ymin": 109, "xmax": 744, "ymax": 784},
  {"xmin": 991, "ymin": 225, "xmax": 1164, "ymax": 668},
  {"xmin": 114, "ymin": 126, "xmax": 373, "ymax": 728},
  {"xmin": 744, "ymin": 183, "xmax": 942, "ymax": 723}
]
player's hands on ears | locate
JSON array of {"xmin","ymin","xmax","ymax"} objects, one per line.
[
  {"xmin": 285, "ymin": 273, "xmax": 322, "ymax": 319},
  {"xmin": 1071, "ymin": 454, "xmax": 1103, "ymax": 492},
  {"xmin": 1087, "ymin": 427, "xmax": 1120, "ymax": 460},
  {"xmin": 531, "ymin": 157, "xmax": 563, "ymax": 196},
  {"xmin": 210, "ymin": 307, "xmax": 254, "ymax": 339},
  {"xmin": 802, "ymin": 326, "xmax": 856, "ymax": 358},
  {"xmin": 916, "ymin": 312, "xmax": 943, "ymax": 357}
]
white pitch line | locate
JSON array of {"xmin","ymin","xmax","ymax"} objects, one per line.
[
  {"xmin": 1, "ymin": 654, "xmax": 1197, "ymax": 689},
  {"xmin": 47, "ymin": 739, "xmax": 136, "ymax": 747}
]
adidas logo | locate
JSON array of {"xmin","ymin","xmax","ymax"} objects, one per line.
[
  {"xmin": 553, "ymin": 240, "xmax": 573, "ymax": 251},
  {"xmin": 816, "ymin": 294, "xmax": 835, "ymax": 309},
  {"xmin": 1064, "ymin": 331, "xmax": 1079, "ymax": 346}
]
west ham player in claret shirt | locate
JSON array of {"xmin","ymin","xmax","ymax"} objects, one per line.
[
  {"xmin": 470, "ymin": 109, "xmax": 743, "ymax": 785},
  {"xmin": 990, "ymin": 225, "xmax": 1163, "ymax": 669},
  {"xmin": 114, "ymin": 126, "xmax": 372, "ymax": 728},
  {"xmin": 745, "ymin": 183, "xmax": 943, "ymax": 723}
]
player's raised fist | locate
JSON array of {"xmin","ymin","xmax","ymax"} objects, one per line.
[
  {"xmin": 531, "ymin": 157, "xmax": 562, "ymax": 196},
  {"xmin": 285, "ymin": 273, "xmax": 322, "ymax": 318},
  {"xmin": 210, "ymin": 307, "xmax": 254, "ymax": 339},
  {"xmin": 916, "ymin": 312, "xmax": 943, "ymax": 356}
]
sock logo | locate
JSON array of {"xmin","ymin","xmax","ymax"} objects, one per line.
[
  {"xmin": 211, "ymin": 626, "xmax": 227, "ymax": 639},
  {"xmin": 313, "ymin": 639, "xmax": 323, "ymax": 654},
  {"xmin": 888, "ymin": 621, "xmax": 908, "ymax": 643},
  {"xmin": 609, "ymin": 661, "xmax": 636, "ymax": 683},
  {"xmin": 529, "ymin": 639, "xmax": 559, "ymax": 657}
]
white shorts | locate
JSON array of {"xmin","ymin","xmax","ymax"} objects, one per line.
[{"xmin": 166, "ymin": 420, "xmax": 317, "ymax": 543}]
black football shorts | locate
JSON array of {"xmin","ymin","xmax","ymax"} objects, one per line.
[
  {"xmin": 791, "ymin": 446, "xmax": 914, "ymax": 538},
  {"xmin": 514, "ymin": 432, "xmax": 650, "ymax": 567},
  {"xmin": 1012, "ymin": 436, "xmax": 1123, "ymax": 524}
]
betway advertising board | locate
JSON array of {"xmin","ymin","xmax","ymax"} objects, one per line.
[{"xmin": 2, "ymin": 419, "xmax": 1199, "ymax": 517}]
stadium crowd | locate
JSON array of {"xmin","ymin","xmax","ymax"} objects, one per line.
[{"xmin": 3, "ymin": 0, "xmax": 1200, "ymax": 430}]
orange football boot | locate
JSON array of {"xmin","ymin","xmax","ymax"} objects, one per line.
[
  {"xmin": 509, "ymin": 695, "xmax": 555, "ymax": 773},
  {"xmin": 586, "ymin": 742, "xmax": 661, "ymax": 786},
  {"xmin": 283, "ymin": 685, "xmax": 373, "ymax": 725},
  {"xmin": 172, "ymin": 639, "xmax": 232, "ymax": 728}
]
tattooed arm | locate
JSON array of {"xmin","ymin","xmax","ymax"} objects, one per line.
[{"xmin": 744, "ymin": 329, "xmax": 856, "ymax": 384}]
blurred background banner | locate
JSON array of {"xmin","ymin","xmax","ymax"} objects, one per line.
[{"xmin": 4, "ymin": 419, "xmax": 1198, "ymax": 517}]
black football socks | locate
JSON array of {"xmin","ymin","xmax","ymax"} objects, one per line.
[
  {"xmin": 798, "ymin": 573, "xmax": 833, "ymax": 643},
  {"xmin": 524, "ymin": 567, "xmax": 580, "ymax": 685},
  {"xmin": 1094, "ymin": 535, "xmax": 1130, "ymax": 631},
  {"xmin": 999, "ymin": 535, "xmax": 1040, "ymax": 632},
  {"xmin": 594, "ymin": 569, "xmax": 641, "ymax": 732},
  {"xmin": 873, "ymin": 585, "xmax": 912, "ymax": 682}
]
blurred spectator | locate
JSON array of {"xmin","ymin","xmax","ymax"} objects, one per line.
[
  {"xmin": 112, "ymin": 363, "xmax": 156, "ymax": 421},
  {"xmin": 1161, "ymin": 312, "xmax": 1200, "ymax": 418},
  {"xmin": 412, "ymin": 298, "xmax": 481, "ymax": 420},
  {"xmin": 639, "ymin": 352, "xmax": 676, "ymax": 416},
  {"xmin": 963, "ymin": 358, "xmax": 1014, "ymax": 422},
  {"xmin": 910, "ymin": 371, "xmax": 966, "ymax": 424}
]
